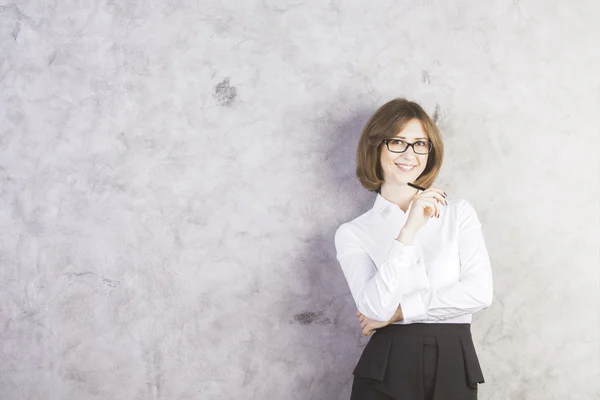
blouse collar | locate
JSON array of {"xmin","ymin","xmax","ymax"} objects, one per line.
[{"xmin": 373, "ymin": 190, "xmax": 422, "ymax": 216}]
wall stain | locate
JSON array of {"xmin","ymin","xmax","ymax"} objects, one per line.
[
  {"xmin": 12, "ymin": 20, "xmax": 21, "ymax": 40},
  {"xmin": 421, "ymin": 69, "xmax": 431, "ymax": 84},
  {"xmin": 146, "ymin": 348, "xmax": 163, "ymax": 399},
  {"xmin": 432, "ymin": 103, "xmax": 441, "ymax": 123},
  {"xmin": 213, "ymin": 78, "xmax": 237, "ymax": 107},
  {"xmin": 64, "ymin": 271, "xmax": 96, "ymax": 279},
  {"xmin": 0, "ymin": 4, "xmax": 28, "ymax": 41},
  {"xmin": 47, "ymin": 50, "xmax": 57, "ymax": 66},
  {"xmin": 102, "ymin": 278, "xmax": 119, "ymax": 289},
  {"xmin": 293, "ymin": 311, "xmax": 330, "ymax": 325},
  {"xmin": 63, "ymin": 271, "xmax": 120, "ymax": 290}
]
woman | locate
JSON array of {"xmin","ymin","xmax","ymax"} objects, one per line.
[{"xmin": 334, "ymin": 98, "xmax": 493, "ymax": 400}]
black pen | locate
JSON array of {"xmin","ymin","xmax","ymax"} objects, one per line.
[
  {"xmin": 407, "ymin": 182, "xmax": 427, "ymax": 191},
  {"xmin": 408, "ymin": 182, "xmax": 448, "ymax": 199}
]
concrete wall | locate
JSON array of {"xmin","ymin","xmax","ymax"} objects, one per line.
[{"xmin": 1, "ymin": 1, "xmax": 598, "ymax": 399}]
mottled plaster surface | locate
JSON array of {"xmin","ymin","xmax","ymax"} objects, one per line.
[{"xmin": 1, "ymin": 1, "xmax": 599, "ymax": 399}]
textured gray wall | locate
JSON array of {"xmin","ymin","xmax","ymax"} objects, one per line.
[{"xmin": 1, "ymin": 1, "xmax": 599, "ymax": 399}]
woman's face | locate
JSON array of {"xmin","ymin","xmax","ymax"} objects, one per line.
[{"xmin": 379, "ymin": 119, "xmax": 429, "ymax": 186}]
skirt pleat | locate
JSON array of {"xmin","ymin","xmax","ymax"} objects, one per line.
[{"xmin": 351, "ymin": 323, "xmax": 484, "ymax": 400}]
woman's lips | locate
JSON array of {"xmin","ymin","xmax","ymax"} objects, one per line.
[{"xmin": 396, "ymin": 164, "xmax": 416, "ymax": 172}]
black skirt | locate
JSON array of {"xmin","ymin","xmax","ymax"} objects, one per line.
[{"xmin": 350, "ymin": 323, "xmax": 485, "ymax": 400}]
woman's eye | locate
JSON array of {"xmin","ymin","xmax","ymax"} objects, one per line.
[
  {"xmin": 415, "ymin": 141, "xmax": 427, "ymax": 147},
  {"xmin": 391, "ymin": 140, "xmax": 403, "ymax": 145}
]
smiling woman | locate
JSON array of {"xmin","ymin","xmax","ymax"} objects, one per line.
[
  {"xmin": 380, "ymin": 119, "xmax": 434, "ymax": 185},
  {"xmin": 335, "ymin": 98, "xmax": 492, "ymax": 400},
  {"xmin": 356, "ymin": 99, "xmax": 444, "ymax": 193}
]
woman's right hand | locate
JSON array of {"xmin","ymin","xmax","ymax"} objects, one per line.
[
  {"xmin": 399, "ymin": 188, "xmax": 447, "ymax": 241},
  {"xmin": 356, "ymin": 311, "xmax": 390, "ymax": 336}
]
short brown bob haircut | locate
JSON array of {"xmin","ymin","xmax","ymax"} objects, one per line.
[{"xmin": 356, "ymin": 98, "xmax": 444, "ymax": 193}]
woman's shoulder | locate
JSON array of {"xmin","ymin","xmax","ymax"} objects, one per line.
[
  {"xmin": 335, "ymin": 212, "xmax": 370, "ymax": 235},
  {"xmin": 334, "ymin": 209, "xmax": 375, "ymax": 245},
  {"xmin": 446, "ymin": 197, "xmax": 475, "ymax": 210},
  {"xmin": 445, "ymin": 197, "xmax": 482, "ymax": 226}
]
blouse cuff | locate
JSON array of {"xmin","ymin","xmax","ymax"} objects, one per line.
[
  {"xmin": 388, "ymin": 238, "xmax": 416, "ymax": 260},
  {"xmin": 388, "ymin": 239, "xmax": 430, "ymax": 291},
  {"xmin": 400, "ymin": 291, "xmax": 428, "ymax": 323}
]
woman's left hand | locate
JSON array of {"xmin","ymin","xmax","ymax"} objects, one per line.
[{"xmin": 356, "ymin": 311, "xmax": 391, "ymax": 336}]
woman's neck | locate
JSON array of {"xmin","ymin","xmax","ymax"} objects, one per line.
[{"xmin": 379, "ymin": 184, "xmax": 419, "ymax": 213}]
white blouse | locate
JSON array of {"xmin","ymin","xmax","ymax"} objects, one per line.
[{"xmin": 334, "ymin": 191, "xmax": 493, "ymax": 324}]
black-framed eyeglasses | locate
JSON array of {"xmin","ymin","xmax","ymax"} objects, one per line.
[{"xmin": 381, "ymin": 139, "xmax": 433, "ymax": 155}]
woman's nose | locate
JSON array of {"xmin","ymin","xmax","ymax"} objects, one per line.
[{"xmin": 401, "ymin": 147, "xmax": 418, "ymax": 157}]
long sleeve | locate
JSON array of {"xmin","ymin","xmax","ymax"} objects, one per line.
[
  {"xmin": 410, "ymin": 200, "xmax": 494, "ymax": 322},
  {"xmin": 334, "ymin": 224, "xmax": 430, "ymax": 322}
]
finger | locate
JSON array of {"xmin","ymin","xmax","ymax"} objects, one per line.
[
  {"xmin": 417, "ymin": 190, "xmax": 447, "ymax": 207},
  {"xmin": 356, "ymin": 311, "xmax": 360, "ymax": 316},
  {"xmin": 418, "ymin": 198, "xmax": 439, "ymax": 218},
  {"xmin": 432, "ymin": 199, "xmax": 441, "ymax": 218},
  {"xmin": 434, "ymin": 199, "xmax": 441, "ymax": 218},
  {"xmin": 426, "ymin": 199, "xmax": 440, "ymax": 218},
  {"xmin": 422, "ymin": 198, "xmax": 441, "ymax": 218},
  {"xmin": 421, "ymin": 187, "xmax": 447, "ymax": 198},
  {"xmin": 429, "ymin": 192, "xmax": 448, "ymax": 206}
]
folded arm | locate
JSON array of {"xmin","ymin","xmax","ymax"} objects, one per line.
[
  {"xmin": 334, "ymin": 225, "xmax": 429, "ymax": 322},
  {"xmin": 409, "ymin": 200, "xmax": 494, "ymax": 322}
]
